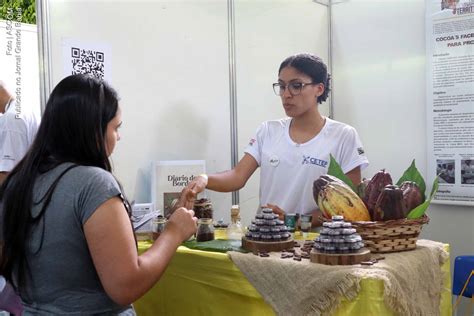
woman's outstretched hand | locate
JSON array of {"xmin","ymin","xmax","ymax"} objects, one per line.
[{"xmin": 176, "ymin": 174, "xmax": 208, "ymax": 210}]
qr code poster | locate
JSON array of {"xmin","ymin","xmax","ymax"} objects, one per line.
[{"xmin": 61, "ymin": 38, "xmax": 112, "ymax": 81}]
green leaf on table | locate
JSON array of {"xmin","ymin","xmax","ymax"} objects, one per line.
[
  {"xmin": 182, "ymin": 239, "xmax": 248, "ymax": 253},
  {"xmin": 396, "ymin": 159, "xmax": 427, "ymax": 201},
  {"xmin": 327, "ymin": 154, "xmax": 357, "ymax": 193},
  {"xmin": 407, "ymin": 176, "xmax": 439, "ymax": 219}
]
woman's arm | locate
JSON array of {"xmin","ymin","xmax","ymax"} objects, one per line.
[
  {"xmin": 84, "ymin": 197, "xmax": 197, "ymax": 306},
  {"xmin": 345, "ymin": 166, "xmax": 362, "ymax": 186},
  {"xmin": 178, "ymin": 154, "xmax": 258, "ymax": 208},
  {"xmin": 207, "ymin": 153, "xmax": 258, "ymax": 192}
]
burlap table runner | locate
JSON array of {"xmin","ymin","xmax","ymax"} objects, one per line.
[{"xmin": 228, "ymin": 239, "xmax": 448, "ymax": 316}]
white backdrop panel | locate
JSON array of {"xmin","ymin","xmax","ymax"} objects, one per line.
[
  {"xmin": 47, "ymin": 0, "xmax": 232, "ymax": 219},
  {"xmin": 234, "ymin": 0, "xmax": 329, "ymax": 226}
]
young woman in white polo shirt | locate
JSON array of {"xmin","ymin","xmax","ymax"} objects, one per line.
[{"xmin": 183, "ymin": 53, "xmax": 369, "ymax": 226}]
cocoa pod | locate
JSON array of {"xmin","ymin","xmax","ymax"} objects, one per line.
[
  {"xmin": 364, "ymin": 170, "xmax": 393, "ymax": 220},
  {"xmin": 374, "ymin": 184, "xmax": 407, "ymax": 221},
  {"xmin": 400, "ymin": 181, "xmax": 423, "ymax": 214}
]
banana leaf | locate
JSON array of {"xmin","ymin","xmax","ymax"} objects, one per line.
[
  {"xmin": 182, "ymin": 239, "xmax": 248, "ymax": 253},
  {"xmin": 327, "ymin": 154, "xmax": 357, "ymax": 193},
  {"xmin": 396, "ymin": 159, "xmax": 427, "ymax": 201},
  {"xmin": 407, "ymin": 176, "xmax": 439, "ymax": 219}
]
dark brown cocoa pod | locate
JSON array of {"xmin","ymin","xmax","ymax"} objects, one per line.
[
  {"xmin": 400, "ymin": 181, "xmax": 423, "ymax": 214},
  {"xmin": 364, "ymin": 170, "xmax": 393, "ymax": 219},
  {"xmin": 373, "ymin": 184, "xmax": 407, "ymax": 221}
]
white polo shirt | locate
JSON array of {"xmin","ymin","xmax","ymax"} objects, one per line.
[
  {"xmin": 244, "ymin": 117, "xmax": 369, "ymax": 215},
  {"xmin": 0, "ymin": 99, "xmax": 40, "ymax": 172}
]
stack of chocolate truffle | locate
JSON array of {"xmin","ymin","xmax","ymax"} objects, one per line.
[
  {"xmin": 313, "ymin": 216, "xmax": 364, "ymax": 253},
  {"xmin": 245, "ymin": 208, "xmax": 291, "ymax": 242}
]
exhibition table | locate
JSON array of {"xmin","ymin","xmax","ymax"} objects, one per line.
[{"xmin": 134, "ymin": 240, "xmax": 452, "ymax": 316}]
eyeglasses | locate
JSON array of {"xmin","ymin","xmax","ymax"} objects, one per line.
[{"xmin": 272, "ymin": 82, "xmax": 317, "ymax": 96}]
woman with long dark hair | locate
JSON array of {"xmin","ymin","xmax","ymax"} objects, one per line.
[{"xmin": 0, "ymin": 74, "xmax": 197, "ymax": 315}]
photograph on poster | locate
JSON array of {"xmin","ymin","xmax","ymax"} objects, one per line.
[
  {"xmin": 461, "ymin": 159, "xmax": 474, "ymax": 184},
  {"xmin": 163, "ymin": 192, "xmax": 181, "ymax": 218},
  {"xmin": 437, "ymin": 159, "xmax": 455, "ymax": 184}
]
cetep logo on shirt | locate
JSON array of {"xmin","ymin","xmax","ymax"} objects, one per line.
[
  {"xmin": 302, "ymin": 155, "xmax": 328, "ymax": 167},
  {"xmin": 248, "ymin": 138, "xmax": 256, "ymax": 146}
]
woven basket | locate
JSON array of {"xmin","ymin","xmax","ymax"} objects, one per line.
[{"xmin": 351, "ymin": 215, "xmax": 430, "ymax": 253}]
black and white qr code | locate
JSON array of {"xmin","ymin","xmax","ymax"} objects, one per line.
[{"xmin": 71, "ymin": 47, "xmax": 105, "ymax": 80}]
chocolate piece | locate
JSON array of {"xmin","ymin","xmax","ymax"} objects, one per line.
[
  {"xmin": 272, "ymin": 234, "xmax": 282, "ymax": 241},
  {"xmin": 328, "ymin": 229, "xmax": 342, "ymax": 236},
  {"xmin": 360, "ymin": 261, "xmax": 374, "ymax": 266},
  {"xmin": 259, "ymin": 252, "xmax": 270, "ymax": 257},
  {"xmin": 281, "ymin": 253, "xmax": 293, "ymax": 259},
  {"xmin": 255, "ymin": 219, "xmax": 265, "ymax": 226},
  {"xmin": 262, "ymin": 208, "xmax": 274, "ymax": 214},
  {"xmin": 265, "ymin": 220, "xmax": 277, "ymax": 226},
  {"xmin": 251, "ymin": 232, "xmax": 261, "ymax": 240},
  {"xmin": 341, "ymin": 228, "xmax": 356, "ymax": 235}
]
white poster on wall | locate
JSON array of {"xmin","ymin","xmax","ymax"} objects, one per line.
[
  {"xmin": 151, "ymin": 160, "xmax": 206, "ymax": 217},
  {"xmin": 61, "ymin": 38, "xmax": 112, "ymax": 81},
  {"xmin": 425, "ymin": 0, "xmax": 474, "ymax": 206}
]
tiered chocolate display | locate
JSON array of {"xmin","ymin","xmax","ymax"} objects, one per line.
[
  {"xmin": 242, "ymin": 208, "xmax": 294, "ymax": 253},
  {"xmin": 245, "ymin": 208, "xmax": 291, "ymax": 242},
  {"xmin": 311, "ymin": 215, "xmax": 371, "ymax": 265},
  {"xmin": 313, "ymin": 215, "xmax": 364, "ymax": 253}
]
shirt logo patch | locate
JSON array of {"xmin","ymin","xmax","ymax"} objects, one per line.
[
  {"xmin": 248, "ymin": 138, "xmax": 256, "ymax": 146},
  {"xmin": 269, "ymin": 155, "xmax": 280, "ymax": 167},
  {"xmin": 302, "ymin": 156, "xmax": 328, "ymax": 167},
  {"xmin": 357, "ymin": 147, "xmax": 365, "ymax": 155}
]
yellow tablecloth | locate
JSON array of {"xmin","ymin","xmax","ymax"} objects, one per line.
[{"xmin": 135, "ymin": 239, "xmax": 452, "ymax": 316}]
